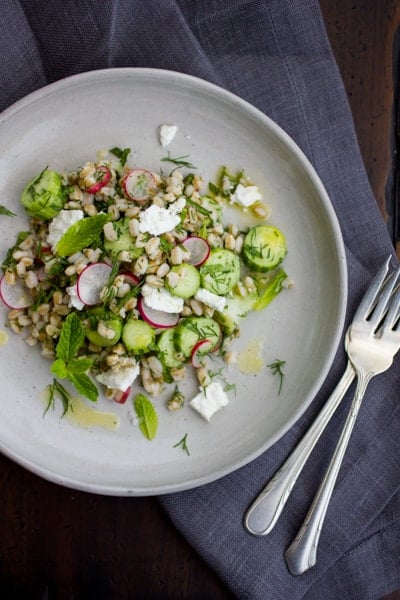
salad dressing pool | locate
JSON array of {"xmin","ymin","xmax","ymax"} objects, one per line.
[
  {"xmin": 237, "ymin": 337, "xmax": 264, "ymax": 375},
  {"xmin": 65, "ymin": 396, "xmax": 120, "ymax": 431}
]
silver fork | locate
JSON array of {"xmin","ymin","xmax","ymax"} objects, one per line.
[
  {"xmin": 285, "ymin": 258, "xmax": 400, "ymax": 575},
  {"xmin": 244, "ymin": 256, "xmax": 395, "ymax": 538}
]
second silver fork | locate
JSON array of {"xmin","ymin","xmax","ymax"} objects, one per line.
[{"xmin": 244, "ymin": 257, "xmax": 400, "ymax": 562}]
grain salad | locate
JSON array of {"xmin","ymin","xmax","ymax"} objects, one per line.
[{"xmin": 0, "ymin": 144, "xmax": 289, "ymax": 431}]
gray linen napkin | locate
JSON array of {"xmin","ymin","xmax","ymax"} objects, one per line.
[{"xmin": 1, "ymin": 1, "xmax": 399, "ymax": 598}]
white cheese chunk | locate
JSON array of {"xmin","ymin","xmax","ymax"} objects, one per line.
[
  {"xmin": 66, "ymin": 284, "xmax": 85, "ymax": 311},
  {"xmin": 195, "ymin": 288, "xmax": 227, "ymax": 312},
  {"xmin": 96, "ymin": 364, "xmax": 140, "ymax": 391},
  {"xmin": 189, "ymin": 382, "xmax": 229, "ymax": 422},
  {"xmin": 142, "ymin": 285, "xmax": 184, "ymax": 313},
  {"xmin": 138, "ymin": 198, "xmax": 186, "ymax": 235},
  {"xmin": 230, "ymin": 183, "xmax": 262, "ymax": 208},
  {"xmin": 47, "ymin": 209, "xmax": 84, "ymax": 249},
  {"xmin": 159, "ymin": 124, "xmax": 178, "ymax": 147}
]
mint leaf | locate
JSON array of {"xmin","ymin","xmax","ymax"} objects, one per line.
[
  {"xmin": 56, "ymin": 213, "xmax": 110, "ymax": 257},
  {"xmin": 68, "ymin": 371, "xmax": 98, "ymax": 402},
  {"xmin": 68, "ymin": 357, "xmax": 93, "ymax": 374},
  {"xmin": 51, "ymin": 358, "xmax": 68, "ymax": 378},
  {"xmin": 134, "ymin": 393, "xmax": 158, "ymax": 440},
  {"xmin": 55, "ymin": 312, "xmax": 85, "ymax": 363}
]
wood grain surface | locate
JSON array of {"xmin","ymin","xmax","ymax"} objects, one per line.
[{"xmin": 0, "ymin": 2, "xmax": 399, "ymax": 599}]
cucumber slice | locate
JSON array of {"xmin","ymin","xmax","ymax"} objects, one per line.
[
  {"xmin": 174, "ymin": 317, "xmax": 221, "ymax": 358},
  {"xmin": 122, "ymin": 318, "xmax": 155, "ymax": 354},
  {"xmin": 242, "ymin": 225, "xmax": 287, "ymax": 272},
  {"xmin": 199, "ymin": 248, "xmax": 240, "ymax": 295},
  {"xmin": 85, "ymin": 309, "xmax": 123, "ymax": 347},
  {"xmin": 157, "ymin": 328, "xmax": 183, "ymax": 368},
  {"xmin": 103, "ymin": 218, "xmax": 144, "ymax": 259},
  {"xmin": 166, "ymin": 263, "xmax": 200, "ymax": 298}
]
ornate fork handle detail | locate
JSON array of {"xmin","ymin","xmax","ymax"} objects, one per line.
[
  {"xmin": 284, "ymin": 371, "xmax": 373, "ymax": 575},
  {"xmin": 244, "ymin": 361, "xmax": 355, "ymax": 536}
]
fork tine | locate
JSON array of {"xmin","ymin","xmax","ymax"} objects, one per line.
[
  {"xmin": 353, "ymin": 256, "xmax": 392, "ymax": 322},
  {"xmin": 382, "ymin": 284, "xmax": 400, "ymax": 332},
  {"xmin": 368, "ymin": 267, "xmax": 400, "ymax": 330}
]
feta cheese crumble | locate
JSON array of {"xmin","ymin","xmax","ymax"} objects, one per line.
[
  {"xmin": 47, "ymin": 209, "xmax": 84, "ymax": 249},
  {"xmin": 96, "ymin": 363, "xmax": 140, "ymax": 392},
  {"xmin": 159, "ymin": 124, "xmax": 178, "ymax": 147},
  {"xmin": 138, "ymin": 197, "xmax": 186, "ymax": 235},
  {"xmin": 230, "ymin": 184, "xmax": 262, "ymax": 208},
  {"xmin": 189, "ymin": 381, "xmax": 229, "ymax": 421},
  {"xmin": 66, "ymin": 284, "xmax": 85, "ymax": 311},
  {"xmin": 195, "ymin": 288, "xmax": 227, "ymax": 312},
  {"xmin": 142, "ymin": 284, "xmax": 184, "ymax": 313}
]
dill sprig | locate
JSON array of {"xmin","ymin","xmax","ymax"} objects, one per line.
[
  {"xmin": 173, "ymin": 433, "xmax": 190, "ymax": 456},
  {"xmin": 161, "ymin": 152, "xmax": 196, "ymax": 170},
  {"xmin": 267, "ymin": 358, "xmax": 286, "ymax": 395}
]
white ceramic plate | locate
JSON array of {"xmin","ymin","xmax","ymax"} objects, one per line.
[{"xmin": 0, "ymin": 69, "xmax": 347, "ymax": 495}]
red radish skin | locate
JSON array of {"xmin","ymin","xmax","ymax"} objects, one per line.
[
  {"xmin": 121, "ymin": 272, "xmax": 140, "ymax": 286},
  {"xmin": 137, "ymin": 296, "xmax": 179, "ymax": 329},
  {"xmin": 85, "ymin": 166, "xmax": 112, "ymax": 194},
  {"xmin": 122, "ymin": 169, "xmax": 156, "ymax": 203},
  {"xmin": 0, "ymin": 275, "xmax": 33, "ymax": 310},
  {"xmin": 76, "ymin": 262, "xmax": 113, "ymax": 306},
  {"xmin": 190, "ymin": 339, "xmax": 213, "ymax": 368},
  {"xmin": 182, "ymin": 236, "xmax": 210, "ymax": 267},
  {"xmin": 114, "ymin": 387, "xmax": 131, "ymax": 404}
]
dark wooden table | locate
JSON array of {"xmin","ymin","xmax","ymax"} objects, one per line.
[{"xmin": 1, "ymin": 2, "xmax": 399, "ymax": 599}]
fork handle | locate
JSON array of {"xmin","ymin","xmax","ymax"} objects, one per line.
[
  {"xmin": 244, "ymin": 361, "xmax": 355, "ymax": 536},
  {"xmin": 284, "ymin": 373, "xmax": 371, "ymax": 575}
]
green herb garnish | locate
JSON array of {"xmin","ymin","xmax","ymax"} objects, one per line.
[
  {"xmin": 110, "ymin": 146, "xmax": 131, "ymax": 167},
  {"xmin": 0, "ymin": 205, "xmax": 16, "ymax": 217},
  {"xmin": 267, "ymin": 358, "xmax": 286, "ymax": 395},
  {"xmin": 51, "ymin": 313, "xmax": 98, "ymax": 402},
  {"xmin": 44, "ymin": 378, "xmax": 73, "ymax": 417},
  {"xmin": 56, "ymin": 213, "xmax": 110, "ymax": 257},
  {"xmin": 161, "ymin": 152, "xmax": 196, "ymax": 170},
  {"xmin": 134, "ymin": 393, "xmax": 158, "ymax": 440},
  {"xmin": 173, "ymin": 433, "xmax": 190, "ymax": 456}
]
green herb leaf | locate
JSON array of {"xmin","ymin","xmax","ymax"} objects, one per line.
[
  {"xmin": 51, "ymin": 358, "xmax": 69, "ymax": 378},
  {"xmin": 68, "ymin": 357, "xmax": 93, "ymax": 374},
  {"xmin": 0, "ymin": 205, "xmax": 16, "ymax": 217},
  {"xmin": 67, "ymin": 371, "xmax": 98, "ymax": 402},
  {"xmin": 55, "ymin": 312, "xmax": 85, "ymax": 363},
  {"xmin": 134, "ymin": 393, "xmax": 158, "ymax": 440},
  {"xmin": 110, "ymin": 146, "xmax": 131, "ymax": 167},
  {"xmin": 56, "ymin": 213, "xmax": 110, "ymax": 257}
]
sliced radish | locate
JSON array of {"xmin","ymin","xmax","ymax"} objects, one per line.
[
  {"xmin": 76, "ymin": 262, "xmax": 113, "ymax": 306},
  {"xmin": 191, "ymin": 339, "xmax": 214, "ymax": 368},
  {"xmin": 122, "ymin": 169, "xmax": 156, "ymax": 203},
  {"xmin": 85, "ymin": 165, "xmax": 112, "ymax": 194},
  {"xmin": 114, "ymin": 386, "xmax": 131, "ymax": 404},
  {"xmin": 121, "ymin": 271, "xmax": 140, "ymax": 286},
  {"xmin": 137, "ymin": 296, "xmax": 179, "ymax": 329},
  {"xmin": 182, "ymin": 236, "xmax": 210, "ymax": 267},
  {"xmin": 0, "ymin": 275, "xmax": 33, "ymax": 309}
]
